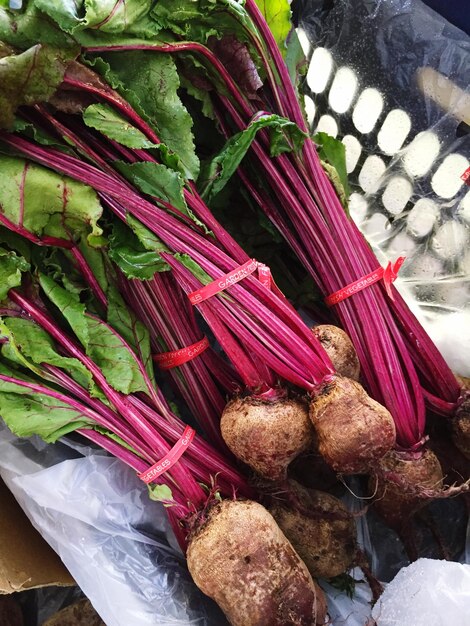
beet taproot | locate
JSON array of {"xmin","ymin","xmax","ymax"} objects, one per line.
[
  {"xmin": 220, "ymin": 394, "xmax": 313, "ymax": 480},
  {"xmin": 309, "ymin": 376, "xmax": 396, "ymax": 474},
  {"xmin": 312, "ymin": 325, "xmax": 360, "ymax": 381},
  {"xmin": 370, "ymin": 447, "xmax": 446, "ymax": 560},
  {"xmin": 371, "ymin": 448, "xmax": 444, "ymax": 531},
  {"xmin": 269, "ymin": 481, "xmax": 356, "ymax": 579},
  {"xmin": 187, "ymin": 499, "xmax": 327, "ymax": 626}
]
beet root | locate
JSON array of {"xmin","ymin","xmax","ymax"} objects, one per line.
[
  {"xmin": 312, "ymin": 325, "xmax": 360, "ymax": 381},
  {"xmin": 187, "ymin": 499, "xmax": 327, "ymax": 626},
  {"xmin": 269, "ymin": 480, "xmax": 356, "ymax": 579},
  {"xmin": 309, "ymin": 376, "xmax": 396, "ymax": 474},
  {"xmin": 220, "ymin": 395, "xmax": 313, "ymax": 480},
  {"xmin": 370, "ymin": 448, "xmax": 444, "ymax": 531}
]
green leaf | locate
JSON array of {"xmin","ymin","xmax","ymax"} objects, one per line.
[
  {"xmin": 0, "ymin": 316, "xmax": 93, "ymax": 392},
  {"xmin": 39, "ymin": 274, "xmax": 151, "ymax": 396},
  {"xmin": 31, "ymin": 246, "xmax": 85, "ymax": 297},
  {"xmin": 106, "ymin": 285, "xmax": 155, "ymax": 385},
  {"xmin": 93, "ymin": 426, "xmax": 141, "ymax": 456},
  {"xmin": 0, "ymin": 40, "xmax": 15, "ymax": 58},
  {"xmin": 254, "ymin": 0, "xmax": 292, "ymax": 57},
  {"xmin": 34, "ymin": 0, "xmax": 156, "ymax": 35},
  {"xmin": 32, "ymin": 0, "xmax": 84, "ymax": 34},
  {"xmin": 179, "ymin": 71, "xmax": 215, "ymax": 121},
  {"xmin": 0, "ymin": 247, "xmax": 29, "ymax": 301},
  {"xmin": 82, "ymin": 0, "xmax": 154, "ymax": 33},
  {"xmin": 70, "ymin": 240, "xmax": 156, "ymax": 384},
  {"xmin": 148, "ymin": 483, "xmax": 173, "ymax": 503},
  {"xmin": 108, "ymin": 218, "xmax": 169, "ymax": 280},
  {"xmin": 313, "ymin": 132, "xmax": 350, "ymax": 206},
  {"xmin": 151, "ymin": 0, "xmax": 258, "ymax": 47},
  {"xmin": 0, "ymin": 227, "xmax": 32, "ymax": 262},
  {"xmin": 75, "ymin": 241, "xmax": 109, "ymax": 295},
  {"xmin": 150, "ymin": 0, "xmax": 265, "ymax": 90},
  {"xmin": 83, "ymin": 103, "xmax": 158, "ymax": 149},
  {"xmin": 0, "ymin": 154, "xmax": 104, "ymax": 245},
  {"xmin": 200, "ymin": 113, "xmax": 307, "ymax": 203},
  {"xmin": 12, "ymin": 117, "xmax": 74, "ymax": 150},
  {"xmin": 88, "ymin": 51, "xmax": 199, "ymax": 179},
  {"xmin": 285, "ymin": 28, "xmax": 307, "ymax": 93},
  {"xmin": 85, "ymin": 313, "xmax": 151, "ymax": 395},
  {"xmin": 115, "ymin": 161, "xmax": 187, "ymax": 212},
  {"xmin": 127, "ymin": 214, "xmax": 170, "ymax": 254},
  {"xmin": 0, "ymin": 4, "xmax": 77, "ymax": 49},
  {"xmin": 0, "ymin": 362, "xmax": 94, "ymax": 442},
  {"xmin": 0, "ymin": 43, "xmax": 77, "ymax": 128},
  {"xmin": 174, "ymin": 252, "xmax": 213, "ymax": 287},
  {"xmin": 321, "ymin": 161, "xmax": 349, "ymax": 213},
  {"xmin": 115, "ymin": 161, "xmax": 211, "ymax": 233}
]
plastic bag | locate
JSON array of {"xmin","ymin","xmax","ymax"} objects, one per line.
[
  {"xmin": 0, "ymin": 425, "xmax": 227, "ymax": 626},
  {"xmin": 297, "ymin": 0, "xmax": 470, "ymax": 375}
]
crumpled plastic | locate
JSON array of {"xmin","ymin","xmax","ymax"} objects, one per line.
[
  {"xmin": 297, "ymin": 0, "xmax": 470, "ymax": 375},
  {"xmin": 0, "ymin": 424, "xmax": 227, "ymax": 626}
]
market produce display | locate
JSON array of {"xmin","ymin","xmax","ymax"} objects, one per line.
[{"xmin": 0, "ymin": 1, "xmax": 468, "ymax": 624}]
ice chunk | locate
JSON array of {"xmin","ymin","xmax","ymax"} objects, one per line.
[{"xmin": 372, "ymin": 558, "xmax": 470, "ymax": 626}]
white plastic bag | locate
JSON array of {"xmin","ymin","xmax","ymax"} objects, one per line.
[
  {"xmin": 298, "ymin": 0, "xmax": 470, "ymax": 375},
  {"xmin": 0, "ymin": 425, "xmax": 226, "ymax": 626}
]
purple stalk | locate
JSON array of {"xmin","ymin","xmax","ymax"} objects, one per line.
[
  {"xmin": 129, "ymin": 395, "xmax": 254, "ymax": 498},
  {"xmin": 42, "ymin": 360, "xmax": 251, "ymax": 497},
  {"xmin": 4, "ymin": 291, "xmax": 252, "ymax": 496},
  {"xmin": 2, "ymin": 131, "xmax": 334, "ymax": 391},
  {"xmin": 7, "ymin": 288, "xmax": 207, "ymax": 506},
  {"xmin": 209, "ymin": 99, "xmax": 426, "ymax": 443},
  {"xmin": 119, "ymin": 274, "xmax": 235, "ymax": 450},
  {"xmin": 243, "ymin": 0, "xmax": 462, "ymax": 408},
  {"xmin": 0, "ymin": 367, "xmax": 190, "ymax": 517},
  {"xmin": 116, "ymin": 13, "xmax": 449, "ymax": 447}
]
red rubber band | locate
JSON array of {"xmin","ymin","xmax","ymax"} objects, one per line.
[
  {"xmin": 256, "ymin": 263, "xmax": 272, "ymax": 290},
  {"xmin": 325, "ymin": 257, "xmax": 405, "ymax": 307},
  {"xmin": 461, "ymin": 166, "xmax": 470, "ymax": 186},
  {"xmin": 153, "ymin": 336, "xmax": 209, "ymax": 370},
  {"xmin": 189, "ymin": 259, "xmax": 272, "ymax": 305},
  {"xmin": 138, "ymin": 426, "xmax": 196, "ymax": 484}
]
